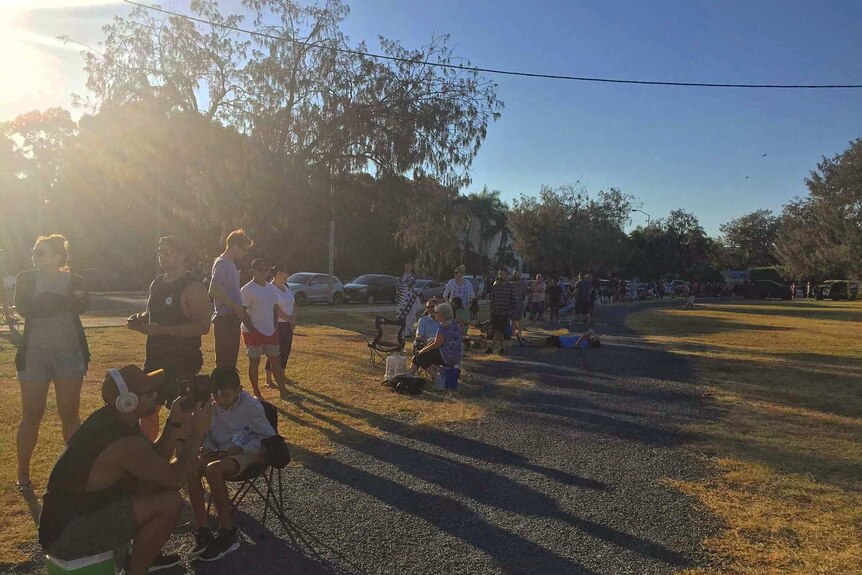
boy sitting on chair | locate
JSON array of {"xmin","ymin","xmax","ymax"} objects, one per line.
[{"xmin": 187, "ymin": 367, "xmax": 276, "ymax": 562}]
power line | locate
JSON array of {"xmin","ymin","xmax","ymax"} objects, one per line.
[{"xmin": 122, "ymin": 0, "xmax": 862, "ymax": 90}]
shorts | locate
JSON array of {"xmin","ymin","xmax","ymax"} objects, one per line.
[
  {"xmin": 490, "ymin": 313, "xmax": 509, "ymax": 333},
  {"xmin": 242, "ymin": 330, "xmax": 280, "ymax": 358},
  {"xmin": 18, "ymin": 348, "xmax": 86, "ymax": 382},
  {"xmin": 213, "ymin": 313, "xmax": 241, "ymax": 368},
  {"xmin": 46, "ymin": 497, "xmax": 135, "ymax": 561},
  {"xmin": 412, "ymin": 348, "xmax": 449, "ymax": 370},
  {"xmin": 224, "ymin": 451, "xmax": 264, "ymax": 477}
]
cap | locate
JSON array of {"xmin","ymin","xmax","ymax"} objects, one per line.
[
  {"xmin": 101, "ymin": 365, "xmax": 165, "ymax": 406},
  {"xmin": 158, "ymin": 236, "xmax": 192, "ymax": 256},
  {"xmin": 250, "ymin": 258, "xmax": 269, "ymax": 271}
]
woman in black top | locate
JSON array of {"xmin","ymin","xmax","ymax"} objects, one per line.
[{"xmin": 15, "ymin": 234, "xmax": 89, "ymax": 494}]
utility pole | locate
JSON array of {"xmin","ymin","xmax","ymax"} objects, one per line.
[
  {"xmin": 633, "ymin": 209, "xmax": 652, "ymax": 227},
  {"xmin": 327, "ymin": 165, "xmax": 335, "ymax": 302}
]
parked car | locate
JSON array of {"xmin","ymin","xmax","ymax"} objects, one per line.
[
  {"xmin": 463, "ymin": 274, "xmax": 486, "ymax": 299},
  {"xmin": 415, "ymin": 278, "xmax": 445, "ymax": 302},
  {"xmin": 817, "ymin": 279, "xmax": 859, "ymax": 301},
  {"xmin": 748, "ymin": 280, "xmax": 792, "ymax": 300},
  {"xmin": 343, "ymin": 274, "xmax": 398, "ymax": 304},
  {"xmin": 286, "ymin": 272, "xmax": 344, "ymax": 305}
]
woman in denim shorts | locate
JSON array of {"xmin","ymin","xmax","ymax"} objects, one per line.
[{"xmin": 15, "ymin": 235, "xmax": 90, "ymax": 494}]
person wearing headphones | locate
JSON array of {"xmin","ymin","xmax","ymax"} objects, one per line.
[{"xmin": 38, "ymin": 365, "xmax": 212, "ymax": 575}]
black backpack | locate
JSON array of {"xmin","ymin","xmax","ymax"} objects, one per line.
[{"xmin": 385, "ymin": 374, "xmax": 425, "ymax": 395}]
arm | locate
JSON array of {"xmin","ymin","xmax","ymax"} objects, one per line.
[
  {"xmin": 442, "ymin": 280, "xmax": 453, "ymax": 301},
  {"xmin": 67, "ymin": 274, "xmax": 89, "ymax": 315},
  {"xmin": 420, "ymin": 330, "xmax": 445, "ymax": 352},
  {"xmin": 208, "ymin": 260, "xmax": 244, "ymax": 316}
]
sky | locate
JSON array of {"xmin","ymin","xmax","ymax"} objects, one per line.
[{"xmin": 2, "ymin": 0, "xmax": 861, "ymax": 235}]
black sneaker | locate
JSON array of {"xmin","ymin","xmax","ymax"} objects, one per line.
[
  {"xmin": 498, "ymin": 348, "xmax": 505, "ymax": 355},
  {"xmin": 198, "ymin": 528, "xmax": 239, "ymax": 562},
  {"xmin": 149, "ymin": 552, "xmax": 182, "ymax": 572},
  {"xmin": 189, "ymin": 527, "xmax": 212, "ymax": 558}
]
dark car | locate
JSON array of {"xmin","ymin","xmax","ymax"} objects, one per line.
[
  {"xmin": 748, "ymin": 280, "xmax": 792, "ymax": 300},
  {"xmin": 343, "ymin": 274, "xmax": 398, "ymax": 304},
  {"xmin": 817, "ymin": 280, "xmax": 859, "ymax": 301}
]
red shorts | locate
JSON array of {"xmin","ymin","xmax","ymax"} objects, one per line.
[{"xmin": 242, "ymin": 330, "xmax": 280, "ymax": 358}]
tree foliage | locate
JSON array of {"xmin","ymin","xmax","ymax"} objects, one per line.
[
  {"xmin": 776, "ymin": 138, "xmax": 862, "ymax": 279},
  {"xmin": 719, "ymin": 209, "xmax": 781, "ymax": 269}
]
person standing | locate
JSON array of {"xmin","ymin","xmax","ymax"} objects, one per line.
[
  {"xmin": 529, "ymin": 274, "xmax": 546, "ymax": 321},
  {"xmin": 486, "ymin": 268, "xmax": 517, "ymax": 355},
  {"xmin": 546, "ymin": 278, "xmax": 563, "ymax": 325},
  {"xmin": 396, "ymin": 261, "xmax": 420, "ymax": 337},
  {"xmin": 241, "ymin": 259, "xmax": 289, "ymax": 399},
  {"xmin": 265, "ymin": 264, "xmax": 296, "ymax": 389},
  {"xmin": 128, "ymin": 236, "xmax": 212, "ymax": 441},
  {"xmin": 443, "ymin": 265, "xmax": 475, "ymax": 334},
  {"xmin": 209, "ymin": 229, "xmax": 253, "ymax": 369},
  {"xmin": 510, "ymin": 270, "xmax": 527, "ymax": 342},
  {"xmin": 15, "ymin": 235, "xmax": 89, "ymax": 494}
]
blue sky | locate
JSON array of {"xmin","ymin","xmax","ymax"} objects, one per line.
[{"xmin": 4, "ymin": 0, "xmax": 861, "ymax": 234}]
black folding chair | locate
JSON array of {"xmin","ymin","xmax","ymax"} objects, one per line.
[
  {"xmin": 367, "ymin": 316, "xmax": 405, "ymax": 371},
  {"xmin": 208, "ymin": 401, "xmax": 289, "ymax": 528}
]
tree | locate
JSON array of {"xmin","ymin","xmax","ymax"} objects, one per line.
[
  {"xmin": 719, "ymin": 209, "xmax": 781, "ymax": 268},
  {"xmin": 776, "ymin": 138, "xmax": 862, "ymax": 279},
  {"xmin": 80, "ymin": 0, "xmax": 502, "ymax": 188},
  {"xmin": 508, "ymin": 184, "xmax": 634, "ymax": 276},
  {"xmin": 627, "ymin": 209, "xmax": 720, "ymax": 281}
]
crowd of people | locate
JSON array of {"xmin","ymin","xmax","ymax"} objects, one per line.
[
  {"xmin": 11, "ymin": 229, "xmax": 301, "ymax": 572},
  {"xmin": 8, "ymin": 230, "xmax": 608, "ymax": 573}
]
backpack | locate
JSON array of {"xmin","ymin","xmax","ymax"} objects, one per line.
[{"xmin": 385, "ymin": 374, "xmax": 425, "ymax": 395}]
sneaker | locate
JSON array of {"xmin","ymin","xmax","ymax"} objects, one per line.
[
  {"xmin": 149, "ymin": 552, "xmax": 182, "ymax": 572},
  {"xmin": 198, "ymin": 528, "xmax": 239, "ymax": 562},
  {"xmin": 498, "ymin": 348, "xmax": 505, "ymax": 355},
  {"xmin": 120, "ymin": 550, "xmax": 182, "ymax": 574},
  {"xmin": 189, "ymin": 527, "xmax": 212, "ymax": 558}
]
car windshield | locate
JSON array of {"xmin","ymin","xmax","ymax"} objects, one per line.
[
  {"xmin": 287, "ymin": 273, "xmax": 314, "ymax": 284},
  {"xmin": 352, "ymin": 274, "xmax": 379, "ymax": 285}
]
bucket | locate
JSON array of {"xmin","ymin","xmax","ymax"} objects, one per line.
[
  {"xmin": 46, "ymin": 552, "xmax": 115, "ymax": 575},
  {"xmin": 385, "ymin": 354, "xmax": 408, "ymax": 381}
]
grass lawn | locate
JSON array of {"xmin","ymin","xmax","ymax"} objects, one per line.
[
  {"xmin": 627, "ymin": 299, "xmax": 862, "ymax": 575},
  {"xmin": 0, "ymin": 305, "xmax": 500, "ymax": 567}
]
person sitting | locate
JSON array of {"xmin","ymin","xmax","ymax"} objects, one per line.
[
  {"xmin": 413, "ymin": 298, "xmax": 441, "ymax": 353},
  {"xmin": 187, "ymin": 367, "xmax": 276, "ymax": 562},
  {"xmin": 38, "ymin": 365, "xmax": 212, "ymax": 575},
  {"xmin": 407, "ymin": 302, "xmax": 463, "ymax": 385}
]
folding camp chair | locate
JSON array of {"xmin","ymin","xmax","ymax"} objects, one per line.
[
  {"xmin": 207, "ymin": 401, "xmax": 289, "ymax": 528},
  {"xmin": 367, "ymin": 316, "xmax": 405, "ymax": 371}
]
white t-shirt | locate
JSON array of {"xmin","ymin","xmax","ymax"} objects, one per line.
[
  {"xmin": 241, "ymin": 280, "xmax": 280, "ymax": 336},
  {"xmin": 272, "ymin": 283, "xmax": 295, "ymax": 322}
]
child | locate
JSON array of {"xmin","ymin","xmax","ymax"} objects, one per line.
[
  {"xmin": 469, "ymin": 296, "xmax": 480, "ymax": 322},
  {"xmin": 187, "ymin": 367, "xmax": 276, "ymax": 562}
]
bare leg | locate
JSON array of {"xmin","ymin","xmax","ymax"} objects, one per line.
[
  {"xmin": 127, "ymin": 490, "xmax": 182, "ymax": 575},
  {"xmin": 187, "ymin": 459, "xmax": 211, "ymax": 528},
  {"xmin": 16, "ymin": 379, "xmax": 50, "ymax": 486},
  {"xmin": 54, "ymin": 377, "xmax": 83, "ymax": 443},
  {"xmin": 265, "ymin": 359, "xmax": 274, "ymax": 388},
  {"xmin": 248, "ymin": 357, "xmax": 262, "ymax": 398},
  {"xmin": 204, "ymin": 459, "xmax": 240, "ymax": 530},
  {"xmin": 267, "ymin": 354, "xmax": 290, "ymax": 398}
]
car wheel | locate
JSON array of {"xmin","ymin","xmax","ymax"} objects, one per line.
[
  {"xmin": 295, "ymin": 292, "xmax": 307, "ymax": 306},
  {"xmin": 332, "ymin": 292, "xmax": 344, "ymax": 305},
  {"xmin": 367, "ymin": 294, "xmax": 375, "ymax": 305}
]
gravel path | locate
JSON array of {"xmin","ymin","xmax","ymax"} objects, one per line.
[{"xmin": 176, "ymin": 302, "xmax": 715, "ymax": 575}]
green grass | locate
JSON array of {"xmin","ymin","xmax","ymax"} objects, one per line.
[
  {"xmin": 627, "ymin": 299, "xmax": 862, "ymax": 575},
  {"xmin": 0, "ymin": 304, "xmax": 503, "ymax": 566}
]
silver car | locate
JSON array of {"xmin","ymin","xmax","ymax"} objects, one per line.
[
  {"xmin": 286, "ymin": 272, "xmax": 345, "ymax": 305},
  {"xmin": 415, "ymin": 279, "xmax": 445, "ymax": 302}
]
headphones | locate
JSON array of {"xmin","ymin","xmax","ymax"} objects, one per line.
[{"xmin": 109, "ymin": 368, "xmax": 139, "ymax": 413}]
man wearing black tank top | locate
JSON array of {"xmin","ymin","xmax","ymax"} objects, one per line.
[{"xmin": 128, "ymin": 236, "xmax": 212, "ymax": 440}]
